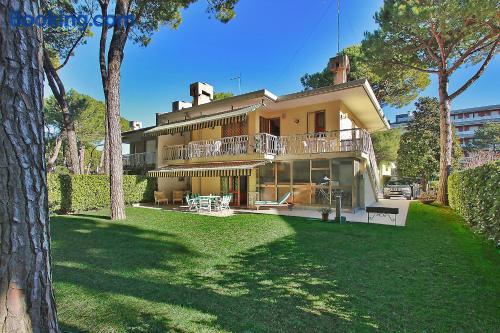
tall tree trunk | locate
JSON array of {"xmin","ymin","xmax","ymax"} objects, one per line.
[
  {"xmin": 43, "ymin": 50, "xmax": 80, "ymax": 174},
  {"xmin": 98, "ymin": 0, "xmax": 129, "ymax": 220},
  {"xmin": 107, "ymin": 46, "xmax": 126, "ymax": 220},
  {"xmin": 437, "ymin": 74, "xmax": 453, "ymax": 205},
  {"xmin": 0, "ymin": 0, "xmax": 60, "ymax": 331}
]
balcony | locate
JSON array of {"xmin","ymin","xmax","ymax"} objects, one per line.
[
  {"xmin": 162, "ymin": 133, "xmax": 278, "ymax": 162},
  {"xmin": 123, "ymin": 152, "xmax": 156, "ymax": 169},
  {"xmin": 162, "ymin": 129, "xmax": 374, "ymax": 162}
]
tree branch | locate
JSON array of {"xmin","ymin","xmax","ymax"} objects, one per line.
[
  {"xmin": 449, "ymin": 40, "xmax": 498, "ymax": 100},
  {"xmin": 54, "ymin": 23, "xmax": 89, "ymax": 71},
  {"xmin": 98, "ymin": 0, "xmax": 110, "ymax": 98},
  {"xmin": 447, "ymin": 34, "xmax": 498, "ymax": 74},
  {"xmin": 389, "ymin": 59, "xmax": 439, "ymax": 74}
]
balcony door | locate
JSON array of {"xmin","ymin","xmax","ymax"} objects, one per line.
[
  {"xmin": 307, "ymin": 111, "xmax": 325, "ymax": 134},
  {"xmin": 260, "ymin": 117, "xmax": 280, "ymax": 136}
]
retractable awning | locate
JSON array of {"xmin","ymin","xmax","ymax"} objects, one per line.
[
  {"xmin": 148, "ymin": 161, "xmax": 267, "ymax": 177},
  {"xmin": 144, "ymin": 103, "xmax": 263, "ymax": 137}
]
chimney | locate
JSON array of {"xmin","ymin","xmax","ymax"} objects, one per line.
[
  {"xmin": 172, "ymin": 100, "xmax": 192, "ymax": 112},
  {"xmin": 129, "ymin": 121, "xmax": 142, "ymax": 130},
  {"xmin": 190, "ymin": 82, "xmax": 214, "ymax": 106},
  {"xmin": 328, "ymin": 55, "xmax": 350, "ymax": 85}
]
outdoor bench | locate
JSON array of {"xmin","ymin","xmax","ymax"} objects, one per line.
[{"xmin": 366, "ymin": 206, "xmax": 399, "ymax": 226}]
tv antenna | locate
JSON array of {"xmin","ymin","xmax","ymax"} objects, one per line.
[
  {"xmin": 337, "ymin": 0, "xmax": 340, "ymax": 53},
  {"xmin": 231, "ymin": 74, "xmax": 241, "ymax": 94}
]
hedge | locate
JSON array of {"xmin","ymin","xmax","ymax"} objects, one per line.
[
  {"xmin": 48, "ymin": 174, "xmax": 156, "ymax": 213},
  {"xmin": 448, "ymin": 160, "xmax": 500, "ymax": 246}
]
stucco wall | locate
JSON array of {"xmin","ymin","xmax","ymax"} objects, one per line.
[
  {"xmin": 254, "ymin": 101, "xmax": 342, "ymax": 135},
  {"xmin": 158, "ymin": 177, "xmax": 189, "ymax": 199},
  {"xmin": 192, "ymin": 176, "xmax": 220, "ymax": 195}
]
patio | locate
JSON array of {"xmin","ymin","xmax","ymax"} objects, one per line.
[{"xmin": 136, "ymin": 198, "xmax": 410, "ymax": 226}]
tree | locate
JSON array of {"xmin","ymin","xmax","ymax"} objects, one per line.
[
  {"xmin": 300, "ymin": 45, "xmax": 430, "ymax": 107},
  {"xmin": 42, "ymin": 0, "xmax": 94, "ymax": 174},
  {"xmin": 96, "ymin": 0, "xmax": 239, "ymax": 220},
  {"xmin": 213, "ymin": 91, "xmax": 234, "ymax": 100},
  {"xmin": 371, "ymin": 128, "xmax": 401, "ymax": 163},
  {"xmin": 397, "ymin": 97, "xmax": 462, "ymax": 191},
  {"xmin": 363, "ymin": 0, "xmax": 499, "ymax": 204},
  {"xmin": 466, "ymin": 123, "xmax": 500, "ymax": 152},
  {"xmin": 0, "ymin": 0, "xmax": 59, "ymax": 331},
  {"xmin": 44, "ymin": 90, "xmax": 130, "ymax": 173}
]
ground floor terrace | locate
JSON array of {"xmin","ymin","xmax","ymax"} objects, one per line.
[
  {"xmin": 155, "ymin": 157, "xmax": 378, "ymax": 211},
  {"xmin": 51, "ymin": 203, "xmax": 500, "ymax": 332}
]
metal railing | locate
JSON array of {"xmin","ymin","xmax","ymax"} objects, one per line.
[
  {"xmin": 277, "ymin": 129, "xmax": 371, "ymax": 155},
  {"xmin": 123, "ymin": 152, "xmax": 156, "ymax": 168},
  {"xmin": 161, "ymin": 129, "xmax": 375, "ymax": 162},
  {"xmin": 162, "ymin": 133, "xmax": 279, "ymax": 161}
]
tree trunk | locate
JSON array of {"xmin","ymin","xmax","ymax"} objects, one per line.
[
  {"xmin": 43, "ymin": 50, "xmax": 80, "ymax": 174},
  {"xmin": 79, "ymin": 145, "xmax": 85, "ymax": 175},
  {"xmin": 101, "ymin": 119, "xmax": 110, "ymax": 175},
  {"xmin": 47, "ymin": 133, "xmax": 64, "ymax": 172},
  {"xmin": 100, "ymin": 0, "xmax": 129, "ymax": 220},
  {"xmin": 0, "ymin": 0, "xmax": 60, "ymax": 331},
  {"xmin": 437, "ymin": 74, "xmax": 453, "ymax": 205}
]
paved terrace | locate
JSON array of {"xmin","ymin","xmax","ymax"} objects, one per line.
[{"xmin": 135, "ymin": 198, "xmax": 410, "ymax": 227}]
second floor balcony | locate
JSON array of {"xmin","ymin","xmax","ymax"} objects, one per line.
[
  {"xmin": 162, "ymin": 129, "xmax": 374, "ymax": 163},
  {"xmin": 123, "ymin": 151, "xmax": 156, "ymax": 169}
]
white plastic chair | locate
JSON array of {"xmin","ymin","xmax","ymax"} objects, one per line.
[{"xmin": 198, "ymin": 198, "xmax": 211, "ymax": 212}]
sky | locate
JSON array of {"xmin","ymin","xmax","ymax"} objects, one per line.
[{"xmin": 52, "ymin": 0, "xmax": 500, "ymax": 127}]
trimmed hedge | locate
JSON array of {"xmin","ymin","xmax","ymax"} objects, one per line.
[
  {"xmin": 48, "ymin": 174, "xmax": 156, "ymax": 213},
  {"xmin": 448, "ymin": 160, "xmax": 500, "ymax": 246}
]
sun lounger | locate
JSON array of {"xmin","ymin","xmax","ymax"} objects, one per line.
[{"xmin": 254, "ymin": 192, "xmax": 291, "ymax": 210}]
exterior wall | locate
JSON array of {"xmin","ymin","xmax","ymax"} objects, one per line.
[
  {"xmin": 253, "ymin": 100, "xmax": 342, "ymax": 136},
  {"xmin": 157, "ymin": 133, "xmax": 189, "ymax": 167},
  {"xmin": 158, "ymin": 177, "xmax": 189, "ymax": 199},
  {"xmin": 192, "ymin": 176, "xmax": 220, "ymax": 195},
  {"xmin": 191, "ymin": 126, "xmax": 222, "ymax": 141}
]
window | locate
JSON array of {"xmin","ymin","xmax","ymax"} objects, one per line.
[
  {"xmin": 258, "ymin": 163, "xmax": 275, "ymax": 185},
  {"xmin": 277, "ymin": 162, "xmax": 290, "ymax": 184},
  {"xmin": 292, "ymin": 160, "xmax": 310, "ymax": 184}
]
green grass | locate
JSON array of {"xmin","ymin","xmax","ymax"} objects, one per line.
[{"xmin": 51, "ymin": 203, "xmax": 500, "ymax": 333}]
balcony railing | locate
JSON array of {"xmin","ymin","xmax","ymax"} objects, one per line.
[
  {"xmin": 162, "ymin": 129, "xmax": 373, "ymax": 162},
  {"xmin": 163, "ymin": 133, "xmax": 279, "ymax": 161},
  {"xmin": 123, "ymin": 152, "xmax": 156, "ymax": 168}
]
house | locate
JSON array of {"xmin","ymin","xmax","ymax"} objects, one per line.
[{"xmin": 122, "ymin": 55, "xmax": 390, "ymax": 210}]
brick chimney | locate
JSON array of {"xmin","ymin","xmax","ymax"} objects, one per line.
[
  {"xmin": 328, "ymin": 55, "xmax": 350, "ymax": 85},
  {"xmin": 190, "ymin": 82, "xmax": 214, "ymax": 106}
]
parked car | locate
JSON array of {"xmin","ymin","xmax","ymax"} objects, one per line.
[{"xmin": 383, "ymin": 178, "xmax": 413, "ymax": 200}]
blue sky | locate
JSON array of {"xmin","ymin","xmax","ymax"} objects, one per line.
[{"xmin": 52, "ymin": 0, "xmax": 500, "ymax": 127}]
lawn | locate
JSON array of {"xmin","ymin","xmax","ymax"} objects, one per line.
[{"xmin": 51, "ymin": 203, "xmax": 500, "ymax": 333}]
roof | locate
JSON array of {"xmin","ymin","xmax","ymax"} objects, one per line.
[
  {"xmin": 451, "ymin": 104, "xmax": 500, "ymax": 115},
  {"xmin": 144, "ymin": 103, "xmax": 263, "ymax": 137},
  {"xmin": 148, "ymin": 161, "xmax": 267, "ymax": 177}
]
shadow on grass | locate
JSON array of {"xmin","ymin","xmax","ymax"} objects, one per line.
[
  {"xmin": 52, "ymin": 213, "xmax": 384, "ymax": 332},
  {"xmin": 52, "ymin": 205, "xmax": 500, "ymax": 332}
]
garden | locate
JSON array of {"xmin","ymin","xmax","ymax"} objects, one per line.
[{"xmin": 51, "ymin": 203, "xmax": 500, "ymax": 332}]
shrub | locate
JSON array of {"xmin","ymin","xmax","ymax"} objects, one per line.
[
  {"xmin": 448, "ymin": 160, "xmax": 500, "ymax": 246},
  {"xmin": 48, "ymin": 174, "xmax": 156, "ymax": 213}
]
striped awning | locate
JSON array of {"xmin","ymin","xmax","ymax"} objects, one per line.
[
  {"xmin": 148, "ymin": 161, "xmax": 267, "ymax": 178},
  {"xmin": 144, "ymin": 103, "xmax": 263, "ymax": 137}
]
